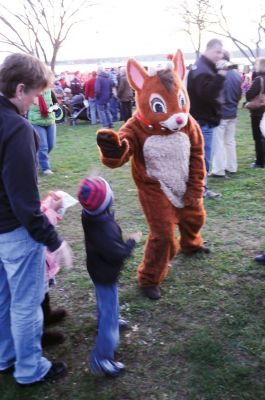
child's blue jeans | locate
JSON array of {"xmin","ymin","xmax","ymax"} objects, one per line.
[{"xmin": 91, "ymin": 282, "xmax": 119, "ymax": 361}]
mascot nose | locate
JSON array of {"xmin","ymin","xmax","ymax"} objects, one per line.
[{"xmin": 176, "ymin": 117, "xmax": 183, "ymax": 125}]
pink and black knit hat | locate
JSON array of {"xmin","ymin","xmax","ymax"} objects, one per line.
[{"xmin": 77, "ymin": 176, "xmax": 113, "ymax": 215}]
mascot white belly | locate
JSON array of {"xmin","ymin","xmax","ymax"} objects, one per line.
[{"xmin": 143, "ymin": 132, "xmax": 190, "ymax": 208}]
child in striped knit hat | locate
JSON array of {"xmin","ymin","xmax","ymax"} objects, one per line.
[{"xmin": 77, "ymin": 176, "xmax": 142, "ymax": 377}]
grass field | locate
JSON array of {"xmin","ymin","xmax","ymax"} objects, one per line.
[{"xmin": 1, "ymin": 109, "xmax": 265, "ymax": 400}]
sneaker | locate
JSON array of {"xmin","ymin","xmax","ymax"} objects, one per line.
[
  {"xmin": 43, "ymin": 169, "xmax": 54, "ymax": 175},
  {"xmin": 254, "ymin": 253, "xmax": 265, "ymax": 263},
  {"xmin": 89, "ymin": 357, "xmax": 123, "ymax": 377},
  {"xmin": 17, "ymin": 361, "xmax": 67, "ymax": 386},
  {"xmin": 118, "ymin": 318, "xmax": 129, "ymax": 331},
  {"xmin": 203, "ymin": 190, "xmax": 221, "ymax": 199},
  {"xmin": 250, "ymin": 162, "xmax": 264, "ymax": 169},
  {"xmin": 140, "ymin": 285, "xmax": 161, "ymax": 300}
]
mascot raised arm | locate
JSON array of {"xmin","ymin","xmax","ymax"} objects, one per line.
[{"xmin": 97, "ymin": 50, "xmax": 208, "ymax": 300}]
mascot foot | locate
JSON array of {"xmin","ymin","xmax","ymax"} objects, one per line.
[
  {"xmin": 140, "ymin": 285, "xmax": 161, "ymax": 300},
  {"xmin": 189, "ymin": 245, "xmax": 210, "ymax": 254}
]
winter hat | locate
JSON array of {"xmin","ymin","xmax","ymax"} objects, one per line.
[{"xmin": 77, "ymin": 176, "xmax": 113, "ymax": 215}]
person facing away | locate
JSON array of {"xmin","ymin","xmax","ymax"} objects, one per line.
[
  {"xmin": 117, "ymin": 67, "xmax": 134, "ymax": 122},
  {"xmin": 0, "ymin": 53, "xmax": 72, "ymax": 386},
  {"xmin": 95, "ymin": 66, "xmax": 113, "ymax": 128},
  {"xmin": 211, "ymin": 50, "xmax": 242, "ymax": 177},
  {"xmin": 28, "ymin": 87, "xmax": 57, "ymax": 175},
  {"xmin": 245, "ymin": 58, "xmax": 265, "ymax": 168},
  {"xmin": 187, "ymin": 38, "xmax": 227, "ymax": 198},
  {"xmin": 77, "ymin": 176, "xmax": 142, "ymax": 377},
  {"xmin": 84, "ymin": 71, "xmax": 97, "ymax": 125}
]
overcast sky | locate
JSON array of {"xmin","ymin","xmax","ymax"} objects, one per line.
[{"xmin": 0, "ymin": 0, "xmax": 264, "ymax": 63}]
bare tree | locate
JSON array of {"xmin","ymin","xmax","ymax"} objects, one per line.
[
  {"xmin": 178, "ymin": 0, "xmax": 217, "ymax": 59},
  {"xmin": 0, "ymin": 0, "xmax": 96, "ymax": 72},
  {"xmin": 208, "ymin": 1, "xmax": 265, "ymax": 65}
]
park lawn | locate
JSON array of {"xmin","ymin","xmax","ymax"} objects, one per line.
[{"xmin": 1, "ymin": 108, "xmax": 265, "ymax": 400}]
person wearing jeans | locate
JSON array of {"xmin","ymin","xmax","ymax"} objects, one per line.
[
  {"xmin": 95, "ymin": 67, "xmax": 113, "ymax": 129},
  {"xmin": 187, "ymin": 38, "xmax": 227, "ymax": 198},
  {"xmin": 77, "ymin": 176, "xmax": 141, "ymax": 377},
  {"xmin": 0, "ymin": 53, "xmax": 72, "ymax": 386},
  {"xmin": 199, "ymin": 123, "xmax": 214, "ymax": 192},
  {"xmin": 32, "ymin": 123, "xmax": 56, "ymax": 173},
  {"xmin": 97, "ymin": 103, "xmax": 113, "ymax": 128},
  {"xmin": 0, "ymin": 227, "xmax": 50, "ymax": 384},
  {"xmin": 28, "ymin": 88, "xmax": 57, "ymax": 175}
]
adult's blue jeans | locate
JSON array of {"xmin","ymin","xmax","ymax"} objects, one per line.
[
  {"xmin": 109, "ymin": 96, "xmax": 119, "ymax": 122},
  {"xmin": 88, "ymin": 98, "xmax": 97, "ymax": 125},
  {"xmin": 33, "ymin": 123, "xmax": 56, "ymax": 172},
  {"xmin": 199, "ymin": 122, "xmax": 214, "ymax": 191},
  {"xmin": 0, "ymin": 227, "xmax": 51, "ymax": 384},
  {"xmin": 97, "ymin": 103, "xmax": 113, "ymax": 128},
  {"xmin": 91, "ymin": 283, "xmax": 119, "ymax": 361}
]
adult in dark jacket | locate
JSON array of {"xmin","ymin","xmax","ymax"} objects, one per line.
[
  {"xmin": 0, "ymin": 53, "xmax": 72, "ymax": 385},
  {"xmin": 246, "ymin": 58, "xmax": 265, "ymax": 168},
  {"xmin": 211, "ymin": 51, "xmax": 242, "ymax": 177},
  {"xmin": 95, "ymin": 67, "xmax": 113, "ymax": 128},
  {"xmin": 187, "ymin": 38, "xmax": 227, "ymax": 198},
  {"xmin": 78, "ymin": 176, "xmax": 141, "ymax": 377},
  {"xmin": 117, "ymin": 67, "xmax": 134, "ymax": 122}
]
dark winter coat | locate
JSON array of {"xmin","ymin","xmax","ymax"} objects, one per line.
[
  {"xmin": 222, "ymin": 69, "xmax": 242, "ymax": 119},
  {"xmin": 187, "ymin": 55, "xmax": 225, "ymax": 127},
  {"xmin": 246, "ymin": 73, "xmax": 265, "ymax": 117},
  {"xmin": 81, "ymin": 208, "xmax": 135, "ymax": 284},
  {"xmin": 117, "ymin": 72, "xmax": 133, "ymax": 102},
  {"xmin": 0, "ymin": 95, "xmax": 61, "ymax": 252},
  {"xmin": 95, "ymin": 72, "xmax": 112, "ymax": 105}
]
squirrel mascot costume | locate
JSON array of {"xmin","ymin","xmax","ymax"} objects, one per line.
[{"xmin": 97, "ymin": 50, "xmax": 208, "ymax": 300}]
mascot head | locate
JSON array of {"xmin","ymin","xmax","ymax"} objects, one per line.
[{"xmin": 127, "ymin": 50, "xmax": 189, "ymax": 132}]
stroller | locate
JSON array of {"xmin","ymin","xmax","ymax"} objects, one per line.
[{"xmin": 63, "ymin": 94, "xmax": 91, "ymax": 125}]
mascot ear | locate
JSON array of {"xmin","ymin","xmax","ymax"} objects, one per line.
[
  {"xmin": 172, "ymin": 49, "xmax": 186, "ymax": 81},
  {"xmin": 127, "ymin": 59, "xmax": 148, "ymax": 91}
]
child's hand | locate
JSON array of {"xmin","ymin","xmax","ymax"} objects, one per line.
[
  {"xmin": 129, "ymin": 231, "xmax": 142, "ymax": 243},
  {"xmin": 43, "ymin": 191, "xmax": 63, "ymax": 211}
]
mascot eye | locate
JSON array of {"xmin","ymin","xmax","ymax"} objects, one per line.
[
  {"xmin": 178, "ymin": 91, "xmax": 186, "ymax": 108},
  {"xmin": 150, "ymin": 98, "xmax": 167, "ymax": 113}
]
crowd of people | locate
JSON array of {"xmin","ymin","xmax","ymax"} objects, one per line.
[
  {"xmin": 53, "ymin": 66, "xmax": 134, "ymax": 128},
  {"xmin": 1, "ymin": 41, "xmax": 265, "ymax": 386}
]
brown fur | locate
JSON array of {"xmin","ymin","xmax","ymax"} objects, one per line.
[
  {"xmin": 97, "ymin": 50, "xmax": 206, "ymax": 288},
  {"xmin": 157, "ymin": 69, "xmax": 175, "ymax": 92}
]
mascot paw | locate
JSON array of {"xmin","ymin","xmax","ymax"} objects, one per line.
[
  {"xmin": 190, "ymin": 245, "xmax": 210, "ymax": 254},
  {"xmin": 97, "ymin": 131, "xmax": 128, "ymax": 159},
  {"xmin": 140, "ymin": 285, "xmax": 161, "ymax": 300}
]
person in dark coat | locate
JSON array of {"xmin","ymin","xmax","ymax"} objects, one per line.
[
  {"xmin": 117, "ymin": 67, "xmax": 134, "ymax": 122},
  {"xmin": 77, "ymin": 176, "xmax": 141, "ymax": 377},
  {"xmin": 0, "ymin": 53, "xmax": 72, "ymax": 386},
  {"xmin": 95, "ymin": 67, "xmax": 113, "ymax": 128},
  {"xmin": 211, "ymin": 51, "xmax": 242, "ymax": 177},
  {"xmin": 246, "ymin": 58, "xmax": 265, "ymax": 168},
  {"xmin": 187, "ymin": 38, "xmax": 227, "ymax": 198}
]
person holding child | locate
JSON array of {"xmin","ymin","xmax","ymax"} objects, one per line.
[
  {"xmin": 0, "ymin": 53, "xmax": 72, "ymax": 386},
  {"xmin": 77, "ymin": 176, "xmax": 142, "ymax": 377}
]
